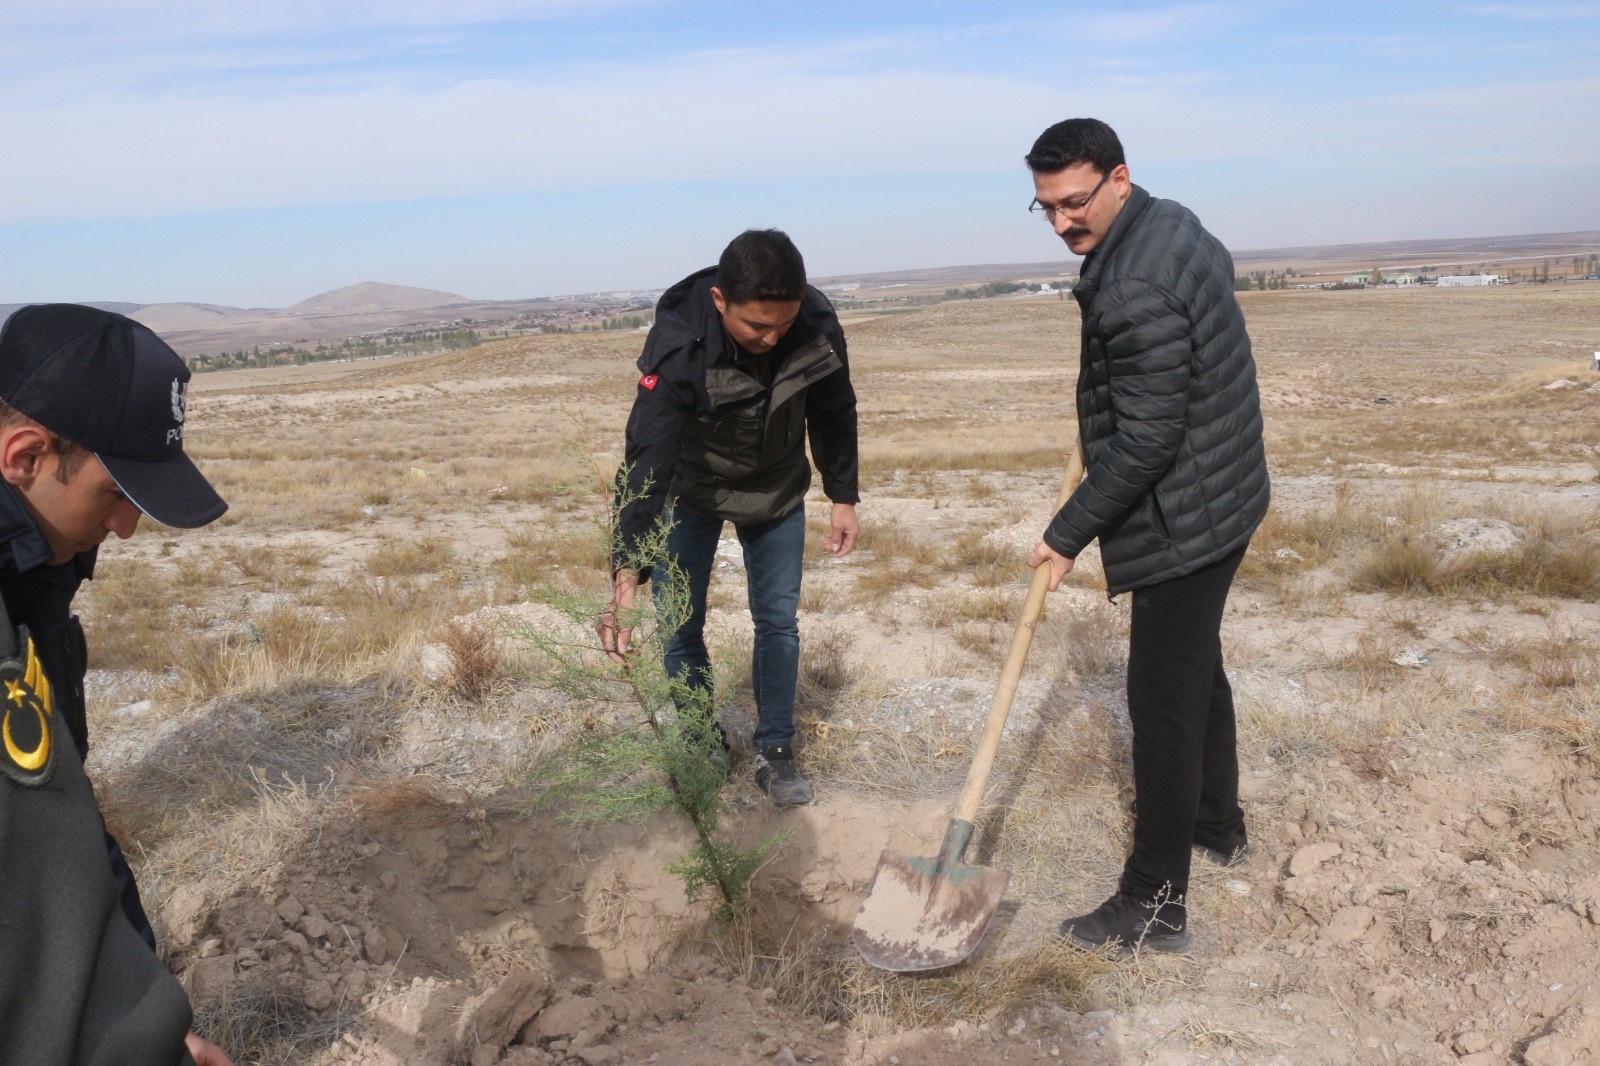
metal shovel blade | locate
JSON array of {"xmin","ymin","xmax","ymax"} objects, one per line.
[{"xmin": 851, "ymin": 818, "xmax": 1010, "ymax": 972}]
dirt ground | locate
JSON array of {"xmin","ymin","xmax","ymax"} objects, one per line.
[{"xmin": 82, "ymin": 284, "xmax": 1600, "ymax": 1064}]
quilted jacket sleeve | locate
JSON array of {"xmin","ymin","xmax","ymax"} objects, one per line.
[
  {"xmin": 1045, "ymin": 279, "xmax": 1192, "ymax": 557},
  {"xmin": 804, "ymin": 323, "xmax": 860, "ymax": 505},
  {"xmin": 613, "ymin": 356, "xmax": 694, "ymax": 574}
]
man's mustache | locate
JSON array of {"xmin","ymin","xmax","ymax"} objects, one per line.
[{"xmin": 1064, "ymin": 226, "xmax": 1091, "ymax": 241}]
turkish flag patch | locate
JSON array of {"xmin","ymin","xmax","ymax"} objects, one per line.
[{"xmin": 640, "ymin": 374, "xmax": 659, "ymax": 391}]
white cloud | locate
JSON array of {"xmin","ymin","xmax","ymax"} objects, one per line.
[
  {"xmin": 5, "ymin": 42, "xmax": 1597, "ymax": 226},
  {"xmin": 2, "ymin": 3, "xmax": 1595, "ymax": 245}
]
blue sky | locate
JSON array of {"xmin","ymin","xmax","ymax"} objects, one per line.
[{"xmin": 2, "ymin": 1, "xmax": 1596, "ymax": 307}]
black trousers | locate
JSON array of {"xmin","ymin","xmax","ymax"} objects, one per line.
[{"xmin": 1118, "ymin": 544, "xmax": 1248, "ymax": 905}]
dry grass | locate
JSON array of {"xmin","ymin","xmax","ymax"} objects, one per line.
[
  {"xmin": 192, "ymin": 983, "xmax": 355, "ymax": 1066},
  {"xmin": 123, "ymin": 570, "xmax": 483, "ymax": 704},
  {"xmin": 442, "ymin": 620, "xmax": 502, "ymax": 701},
  {"xmin": 1458, "ymin": 623, "xmax": 1598, "ymax": 691},
  {"xmin": 796, "ymin": 624, "xmax": 858, "ymax": 718},
  {"xmin": 493, "ymin": 523, "xmax": 609, "ymax": 589},
  {"xmin": 365, "ymin": 536, "xmax": 456, "ymax": 577},
  {"xmin": 1033, "ymin": 596, "xmax": 1128, "ymax": 681},
  {"xmin": 733, "ymin": 929, "xmax": 1105, "ymax": 1032}
]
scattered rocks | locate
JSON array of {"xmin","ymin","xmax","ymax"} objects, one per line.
[
  {"xmin": 1288, "ymin": 843, "xmax": 1342, "ymax": 877},
  {"xmin": 164, "ymin": 884, "xmax": 211, "ymax": 949},
  {"xmin": 1323, "ymin": 906, "xmax": 1375, "ymax": 943},
  {"xmin": 1523, "ymin": 1004, "xmax": 1600, "ymax": 1066},
  {"xmin": 529, "ymin": 995, "xmax": 607, "ymax": 1042},
  {"xmin": 1434, "ymin": 517, "xmax": 1522, "ymax": 561},
  {"xmin": 184, "ymin": 954, "xmax": 235, "ymax": 1001},
  {"xmin": 460, "ymin": 970, "xmax": 552, "ymax": 1050}
]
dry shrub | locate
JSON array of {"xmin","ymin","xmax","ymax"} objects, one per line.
[
  {"xmin": 1466, "ymin": 625, "xmax": 1598, "ymax": 691},
  {"xmin": 1445, "ymin": 519, "xmax": 1600, "ymax": 599},
  {"xmin": 220, "ymin": 543, "xmax": 320, "ymax": 589},
  {"xmin": 1352, "ymin": 534, "xmax": 1442, "ymax": 594},
  {"xmin": 1338, "ymin": 630, "xmax": 1401, "ymax": 693},
  {"xmin": 797, "ymin": 624, "xmax": 857, "ymax": 717},
  {"xmin": 1353, "ymin": 502, "xmax": 1598, "ymax": 600},
  {"xmin": 952, "ymin": 529, "xmax": 1016, "ymax": 588},
  {"xmin": 1034, "ymin": 596, "xmax": 1128, "ymax": 680},
  {"xmin": 852, "ymin": 564, "xmax": 941, "ymax": 598},
  {"xmin": 1238, "ymin": 507, "xmax": 1324, "ymax": 583},
  {"xmin": 443, "ymin": 620, "xmax": 501, "ymax": 701},
  {"xmin": 493, "ymin": 524, "xmax": 608, "ymax": 588},
  {"xmin": 1490, "ymin": 689, "xmax": 1600, "ymax": 762},
  {"xmin": 952, "ymin": 623, "xmax": 1007, "ymax": 658},
  {"xmin": 365, "ymin": 536, "xmax": 455, "ymax": 577},
  {"xmin": 862, "ymin": 524, "xmax": 945, "ymax": 571},
  {"xmin": 734, "ymin": 932, "xmax": 1104, "ymax": 1031},
  {"xmin": 1176, "ymin": 1015, "xmax": 1283, "ymax": 1056},
  {"xmin": 1340, "ymin": 734, "xmax": 1397, "ymax": 782},
  {"xmin": 349, "ymin": 777, "xmax": 462, "ymax": 831},
  {"xmin": 192, "ymin": 982, "xmax": 355, "ymax": 1066},
  {"xmin": 177, "ymin": 574, "xmax": 474, "ymax": 699}
]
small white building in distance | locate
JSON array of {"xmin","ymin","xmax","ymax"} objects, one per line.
[{"xmin": 1437, "ymin": 274, "xmax": 1506, "ymax": 286}]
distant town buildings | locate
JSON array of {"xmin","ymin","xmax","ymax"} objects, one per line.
[{"xmin": 1436, "ymin": 274, "xmax": 1506, "ymax": 287}]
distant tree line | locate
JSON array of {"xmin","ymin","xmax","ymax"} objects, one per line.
[
  {"xmin": 944, "ymin": 280, "xmax": 1029, "ymax": 299},
  {"xmin": 1234, "ymin": 267, "xmax": 1297, "ymax": 291},
  {"xmin": 190, "ymin": 328, "xmax": 482, "ymax": 372}
]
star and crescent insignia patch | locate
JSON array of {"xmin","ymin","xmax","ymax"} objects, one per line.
[{"xmin": 0, "ymin": 633, "xmax": 57, "ymax": 788}]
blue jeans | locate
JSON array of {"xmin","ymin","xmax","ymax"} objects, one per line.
[{"xmin": 657, "ymin": 503, "xmax": 805, "ymax": 750}]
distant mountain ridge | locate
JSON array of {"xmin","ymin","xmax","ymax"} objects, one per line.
[
  {"xmin": 4, "ymin": 226, "xmax": 1596, "ymax": 354},
  {"xmin": 131, "ymin": 303, "xmax": 256, "ymax": 332},
  {"xmin": 0, "ymin": 300, "xmax": 145, "ymax": 320},
  {"xmin": 289, "ymin": 282, "xmax": 467, "ymax": 314}
]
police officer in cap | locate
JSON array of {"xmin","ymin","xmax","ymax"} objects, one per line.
[{"xmin": 0, "ymin": 304, "xmax": 233, "ymax": 1064}]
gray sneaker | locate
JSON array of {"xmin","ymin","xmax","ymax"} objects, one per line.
[{"xmin": 753, "ymin": 743, "xmax": 813, "ymax": 807}]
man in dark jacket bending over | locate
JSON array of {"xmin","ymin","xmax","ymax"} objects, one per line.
[
  {"xmin": 1025, "ymin": 119, "xmax": 1270, "ymax": 954},
  {"xmin": 599, "ymin": 229, "xmax": 860, "ymax": 806}
]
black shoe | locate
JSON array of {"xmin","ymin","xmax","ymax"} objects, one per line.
[
  {"xmin": 1059, "ymin": 892, "xmax": 1190, "ymax": 956},
  {"xmin": 753, "ymin": 743, "xmax": 813, "ymax": 807},
  {"xmin": 1194, "ymin": 840, "xmax": 1252, "ymax": 868}
]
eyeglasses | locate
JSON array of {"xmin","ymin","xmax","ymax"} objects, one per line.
[{"xmin": 1029, "ymin": 171, "xmax": 1112, "ymax": 222}]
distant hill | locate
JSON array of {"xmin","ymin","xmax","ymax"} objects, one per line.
[
  {"xmin": 130, "ymin": 302, "xmax": 254, "ymax": 332},
  {"xmin": 0, "ymin": 300, "xmax": 146, "ymax": 323},
  {"xmin": 289, "ymin": 282, "xmax": 467, "ymax": 314}
]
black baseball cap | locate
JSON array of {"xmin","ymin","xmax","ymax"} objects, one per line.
[{"xmin": 0, "ymin": 304, "xmax": 227, "ymax": 528}]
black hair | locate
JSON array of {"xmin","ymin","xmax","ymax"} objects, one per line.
[
  {"xmin": 716, "ymin": 229, "xmax": 807, "ymax": 304},
  {"xmin": 0, "ymin": 397, "xmax": 90, "ymax": 483},
  {"xmin": 1025, "ymin": 118, "xmax": 1126, "ymax": 175}
]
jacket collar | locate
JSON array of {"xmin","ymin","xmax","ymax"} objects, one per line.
[
  {"xmin": 0, "ymin": 480, "xmax": 95, "ymax": 581},
  {"xmin": 1075, "ymin": 184, "xmax": 1152, "ymax": 302}
]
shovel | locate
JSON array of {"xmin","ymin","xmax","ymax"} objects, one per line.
[{"xmin": 852, "ymin": 448, "xmax": 1085, "ymax": 972}]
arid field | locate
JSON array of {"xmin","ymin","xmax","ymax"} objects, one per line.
[{"xmin": 80, "ymin": 283, "xmax": 1600, "ymax": 1065}]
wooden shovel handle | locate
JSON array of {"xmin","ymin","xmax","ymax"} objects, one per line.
[{"xmin": 952, "ymin": 446, "xmax": 1086, "ymax": 825}]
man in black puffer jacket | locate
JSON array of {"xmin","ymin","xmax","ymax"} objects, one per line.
[
  {"xmin": 1024, "ymin": 118, "xmax": 1270, "ymax": 955},
  {"xmin": 598, "ymin": 230, "xmax": 860, "ymax": 807}
]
